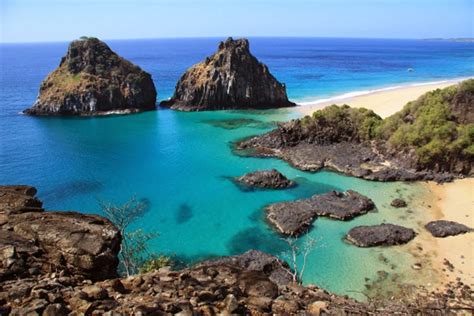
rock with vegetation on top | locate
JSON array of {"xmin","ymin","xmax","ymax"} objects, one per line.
[
  {"xmin": 235, "ymin": 169, "xmax": 295, "ymax": 189},
  {"xmin": 425, "ymin": 220, "xmax": 473, "ymax": 237},
  {"xmin": 345, "ymin": 223, "xmax": 416, "ymax": 247},
  {"xmin": 236, "ymin": 79, "xmax": 474, "ymax": 181},
  {"xmin": 161, "ymin": 37, "xmax": 295, "ymax": 111},
  {"xmin": 24, "ymin": 37, "xmax": 157, "ymax": 116},
  {"xmin": 266, "ymin": 190, "xmax": 375, "ymax": 236}
]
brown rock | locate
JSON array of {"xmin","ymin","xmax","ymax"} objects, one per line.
[
  {"xmin": 24, "ymin": 37, "xmax": 157, "ymax": 116},
  {"xmin": 161, "ymin": 37, "xmax": 295, "ymax": 111}
]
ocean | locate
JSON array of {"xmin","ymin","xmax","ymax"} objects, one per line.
[{"xmin": 1, "ymin": 37, "xmax": 473, "ymax": 298}]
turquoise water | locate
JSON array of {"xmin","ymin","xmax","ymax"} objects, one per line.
[{"xmin": 1, "ymin": 38, "xmax": 473, "ymax": 298}]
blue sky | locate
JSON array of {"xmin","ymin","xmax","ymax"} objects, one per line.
[{"xmin": 1, "ymin": 0, "xmax": 473, "ymax": 43}]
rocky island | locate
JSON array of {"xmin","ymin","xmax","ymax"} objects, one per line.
[
  {"xmin": 24, "ymin": 37, "xmax": 157, "ymax": 116},
  {"xmin": 345, "ymin": 224, "xmax": 416, "ymax": 247},
  {"xmin": 1, "ymin": 185, "xmax": 472, "ymax": 314},
  {"xmin": 161, "ymin": 37, "xmax": 295, "ymax": 111},
  {"xmin": 265, "ymin": 190, "xmax": 375, "ymax": 236},
  {"xmin": 235, "ymin": 169, "xmax": 295, "ymax": 189},
  {"xmin": 236, "ymin": 79, "xmax": 474, "ymax": 181}
]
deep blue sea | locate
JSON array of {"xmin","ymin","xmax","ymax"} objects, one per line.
[{"xmin": 1, "ymin": 38, "xmax": 473, "ymax": 298}]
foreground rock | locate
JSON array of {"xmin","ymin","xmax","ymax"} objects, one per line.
[
  {"xmin": 0, "ymin": 185, "xmax": 121, "ymax": 281},
  {"xmin": 266, "ymin": 190, "xmax": 375, "ymax": 236},
  {"xmin": 425, "ymin": 220, "xmax": 473, "ymax": 237},
  {"xmin": 1, "ymin": 185, "xmax": 472, "ymax": 314},
  {"xmin": 24, "ymin": 37, "xmax": 157, "ymax": 116},
  {"xmin": 235, "ymin": 169, "xmax": 295, "ymax": 189},
  {"xmin": 236, "ymin": 80, "xmax": 474, "ymax": 181},
  {"xmin": 161, "ymin": 37, "xmax": 295, "ymax": 111},
  {"xmin": 345, "ymin": 224, "xmax": 416, "ymax": 247}
]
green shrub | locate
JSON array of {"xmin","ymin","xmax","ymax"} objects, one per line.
[{"xmin": 139, "ymin": 255, "xmax": 173, "ymax": 274}]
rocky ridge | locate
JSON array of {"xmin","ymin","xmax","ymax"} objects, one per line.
[
  {"xmin": 24, "ymin": 37, "xmax": 157, "ymax": 116},
  {"xmin": 161, "ymin": 37, "xmax": 295, "ymax": 111}
]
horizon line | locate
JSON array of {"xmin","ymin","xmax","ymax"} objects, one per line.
[{"xmin": 2, "ymin": 35, "xmax": 473, "ymax": 45}]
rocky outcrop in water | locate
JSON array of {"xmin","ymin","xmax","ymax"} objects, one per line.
[
  {"xmin": 391, "ymin": 198, "xmax": 407, "ymax": 208},
  {"xmin": 235, "ymin": 169, "xmax": 295, "ymax": 189},
  {"xmin": 236, "ymin": 80, "xmax": 474, "ymax": 181},
  {"xmin": 425, "ymin": 220, "xmax": 473, "ymax": 238},
  {"xmin": 266, "ymin": 190, "xmax": 375, "ymax": 236},
  {"xmin": 161, "ymin": 37, "xmax": 295, "ymax": 111},
  {"xmin": 24, "ymin": 37, "xmax": 157, "ymax": 116},
  {"xmin": 0, "ymin": 185, "xmax": 121, "ymax": 281},
  {"xmin": 345, "ymin": 224, "xmax": 416, "ymax": 247}
]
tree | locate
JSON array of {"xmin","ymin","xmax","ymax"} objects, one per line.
[
  {"xmin": 99, "ymin": 196, "xmax": 157, "ymax": 277},
  {"xmin": 281, "ymin": 236, "xmax": 317, "ymax": 284}
]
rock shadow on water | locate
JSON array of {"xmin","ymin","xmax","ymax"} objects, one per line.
[
  {"xmin": 40, "ymin": 179, "xmax": 104, "ymax": 203},
  {"xmin": 201, "ymin": 118, "xmax": 277, "ymax": 130},
  {"xmin": 175, "ymin": 203, "xmax": 193, "ymax": 224},
  {"xmin": 227, "ymin": 226, "xmax": 288, "ymax": 255}
]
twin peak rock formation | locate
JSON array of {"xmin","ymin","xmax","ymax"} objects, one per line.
[{"xmin": 24, "ymin": 37, "xmax": 294, "ymax": 115}]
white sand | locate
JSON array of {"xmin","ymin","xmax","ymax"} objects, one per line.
[{"xmin": 297, "ymin": 78, "xmax": 471, "ymax": 118}]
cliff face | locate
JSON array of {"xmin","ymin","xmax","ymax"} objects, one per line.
[
  {"xmin": 0, "ymin": 185, "xmax": 121, "ymax": 281},
  {"xmin": 24, "ymin": 37, "xmax": 157, "ymax": 116},
  {"xmin": 161, "ymin": 38, "xmax": 295, "ymax": 111}
]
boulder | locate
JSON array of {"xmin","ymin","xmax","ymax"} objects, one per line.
[
  {"xmin": 266, "ymin": 190, "xmax": 375, "ymax": 236},
  {"xmin": 24, "ymin": 37, "xmax": 157, "ymax": 116},
  {"xmin": 390, "ymin": 198, "xmax": 407, "ymax": 208},
  {"xmin": 345, "ymin": 224, "xmax": 416, "ymax": 247},
  {"xmin": 0, "ymin": 185, "xmax": 121, "ymax": 281},
  {"xmin": 161, "ymin": 37, "xmax": 295, "ymax": 111},
  {"xmin": 235, "ymin": 169, "xmax": 295, "ymax": 189},
  {"xmin": 198, "ymin": 249, "xmax": 293, "ymax": 286},
  {"xmin": 425, "ymin": 220, "xmax": 473, "ymax": 238}
]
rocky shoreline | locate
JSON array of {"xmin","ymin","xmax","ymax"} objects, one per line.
[
  {"xmin": 236, "ymin": 81, "xmax": 474, "ymax": 182},
  {"xmin": 236, "ymin": 130, "xmax": 455, "ymax": 183},
  {"xmin": 1, "ymin": 185, "xmax": 473, "ymax": 314}
]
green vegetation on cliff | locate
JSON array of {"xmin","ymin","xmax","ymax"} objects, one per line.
[
  {"xmin": 376, "ymin": 79, "xmax": 474, "ymax": 171},
  {"xmin": 303, "ymin": 79, "xmax": 473, "ymax": 173}
]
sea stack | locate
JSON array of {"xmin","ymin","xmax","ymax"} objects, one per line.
[
  {"xmin": 161, "ymin": 37, "xmax": 295, "ymax": 111},
  {"xmin": 24, "ymin": 37, "xmax": 157, "ymax": 116}
]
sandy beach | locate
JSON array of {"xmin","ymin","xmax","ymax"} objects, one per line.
[
  {"xmin": 297, "ymin": 78, "xmax": 471, "ymax": 118},
  {"xmin": 417, "ymin": 179, "xmax": 474, "ymax": 288}
]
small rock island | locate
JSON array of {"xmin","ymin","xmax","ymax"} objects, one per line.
[
  {"xmin": 235, "ymin": 169, "xmax": 295, "ymax": 189},
  {"xmin": 161, "ymin": 37, "xmax": 295, "ymax": 111},
  {"xmin": 24, "ymin": 37, "xmax": 157, "ymax": 116}
]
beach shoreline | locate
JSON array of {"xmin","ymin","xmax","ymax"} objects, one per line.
[
  {"xmin": 296, "ymin": 77, "xmax": 473, "ymax": 118},
  {"xmin": 415, "ymin": 179, "xmax": 474, "ymax": 289},
  {"xmin": 290, "ymin": 77, "xmax": 474, "ymax": 295}
]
